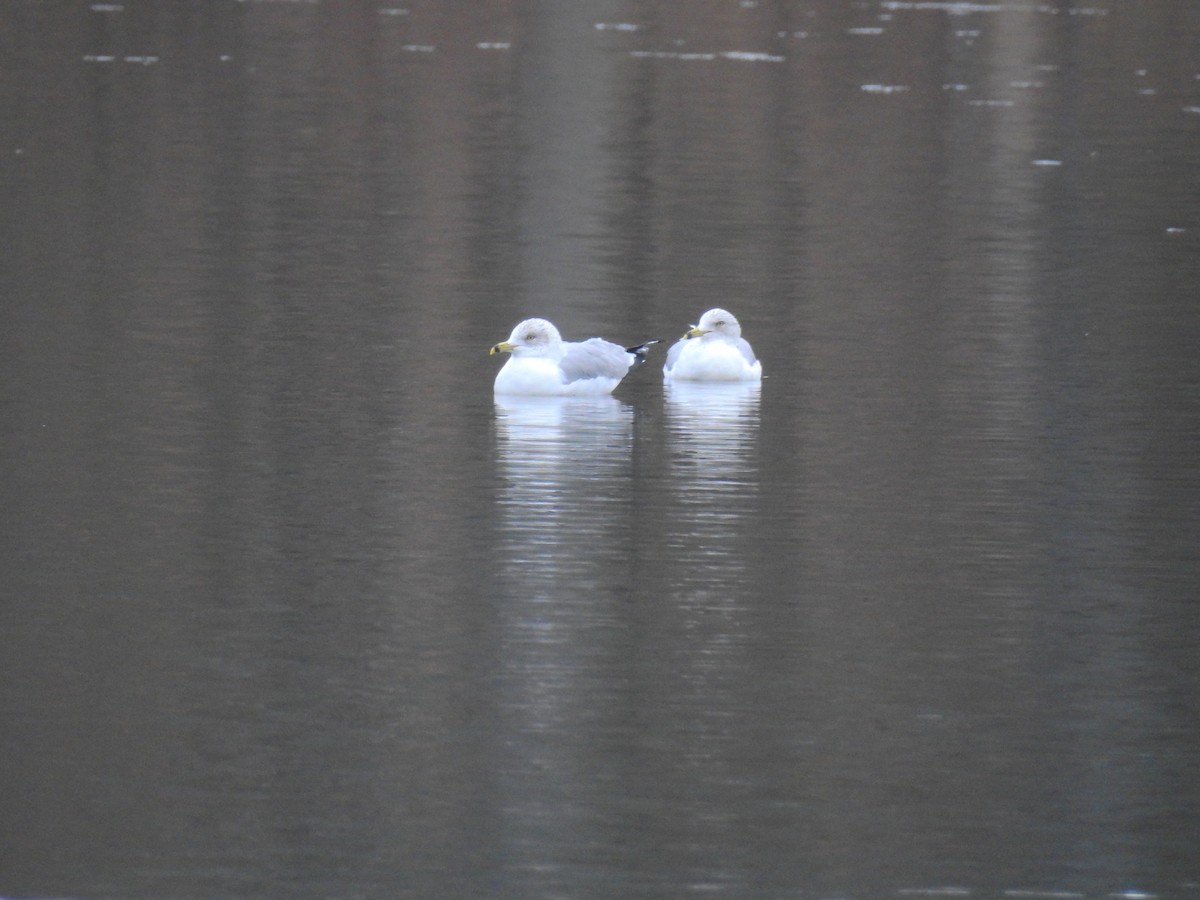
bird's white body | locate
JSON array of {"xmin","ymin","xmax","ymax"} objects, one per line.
[
  {"xmin": 494, "ymin": 356, "xmax": 581, "ymax": 395},
  {"xmin": 491, "ymin": 318, "xmax": 651, "ymax": 396},
  {"xmin": 663, "ymin": 308, "xmax": 762, "ymax": 383},
  {"xmin": 494, "ymin": 352, "xmax": 625, "ymax": 396}
]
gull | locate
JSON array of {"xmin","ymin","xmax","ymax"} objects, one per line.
[
  {"xmin": 490, "ymin": 318, "xmax": 660, "ymax": 395},
  {"xmin": 663, "ymin": 308, "xmax": 763, "ymax": 382}
]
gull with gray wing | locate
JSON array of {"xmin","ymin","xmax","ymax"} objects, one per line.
[{"xmin": 490, "ymin": 318, "xmax": 660, "ymax": 395}]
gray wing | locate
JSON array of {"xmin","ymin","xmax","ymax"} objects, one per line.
[
  {"xmin": 558, "ymin": 338, "xmax": 634, "ymax": 383},
  {"xmin": 664, "ymin": 338, "xmax": 688, "ymax": 371},
  {"xmin": 733, "ymin": 337, "xmax": 758, "ymax": 365}
]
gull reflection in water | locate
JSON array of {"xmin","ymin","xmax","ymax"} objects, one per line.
[
  {"xmin": 494, "ymin": 393, "xmax": 634, "ymax": 600},
  {"xmin": 663, "ymin": 380, "xmax": 762, "ymax": 594},
  {"xmin": 491, "ymin": 395, "xmax": 635, "ymax": 882},
  {"xmin": 665, "ymin": 380, "xmax": 762, "ymax": 454},
  {"xmin": 656, "ymin": 381, "xmax": 764, "ymax": 850}
]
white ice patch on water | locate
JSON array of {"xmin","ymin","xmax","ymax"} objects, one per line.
[
  {"xmin": 476, "ymin": 42, "xmax": 511, "ymax": 50},
  {"xmin": 631, "ymin": 51, "xmax": 717, "ymax": 60},
  {"xmin": 84, "ymin": 53, "xmax": 157, "ymax": 64},
  {"xmin": 595, "ymin": 22, "xmax": 640, "ymax": 31},
  {"xmin": 721, "ymin": 51, "xmax": 784, "ymax": 62},
  {"xmin": 862, "ymin": 83, "xmax": 910, "ymax": 93},
  {"xmin": 880, "ymin": 2, "xmax": 1003, "ymax": 12},
  {"xmin": 880, "ymin": 1, "xmax": 1106, "ymax": 12},
  {"xmin": 1032, "ymin": 159, "xmax": 1063, "ymax": 166},
  {"xmin": 630, "ymin": 50, "xmax": 782, "ymax": 62}
]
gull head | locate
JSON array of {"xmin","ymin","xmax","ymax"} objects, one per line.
[
  {"xmin": 490, "ymin": 318, "xmax": 564, "ymax": 357},
  {"xmin": 686, "ymin": 308, "xmax": 742, "ymax": 340}
]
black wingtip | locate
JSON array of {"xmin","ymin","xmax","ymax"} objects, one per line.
[{"xmin": 626, "ymin": 339, "xmax": 663, "ymax": 363}]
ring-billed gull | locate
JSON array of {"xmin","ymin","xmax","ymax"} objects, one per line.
[
  {"xmin": 663, "ymin": 308, "xmax": 763, "ymax": 382},
  {"xmin": 490, "ymin": 318, "xmax": 660, "ymax": 395}
]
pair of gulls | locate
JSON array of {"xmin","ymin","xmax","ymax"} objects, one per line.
[{"xmin": 490, "ymin": 308, "xmax": 762, "ymax": 395}]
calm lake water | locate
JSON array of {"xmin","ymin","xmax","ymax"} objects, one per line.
[{"xmin": 2, "ymin": 1, "xmax": 1199, "ymax": 897}]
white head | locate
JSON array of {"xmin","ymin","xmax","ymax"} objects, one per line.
[
  {"xmin": 490, "ymin": 318, "xmax": 564, "ymax": 358},
  {"xmin": 688, "ymin": 308, "xmax": 742, "ymax": 340}
]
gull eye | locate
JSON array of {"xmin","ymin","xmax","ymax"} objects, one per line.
[
  {"xmin": 525, "ymin": 332, "xmax": 537, "ymax": 341},
  {"xmin": 715, "ymin": 320, "xmax": 725, "ymax": 327}
]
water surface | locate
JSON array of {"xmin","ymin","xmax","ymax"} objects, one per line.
[{"xmin": 2, "ymin": 1, "xmax": 1199, "ymax": 897}]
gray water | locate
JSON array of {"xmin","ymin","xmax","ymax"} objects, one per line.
[{"xmin": 3, "ymin": 2, "xmax": 1199, "ymax": 898}]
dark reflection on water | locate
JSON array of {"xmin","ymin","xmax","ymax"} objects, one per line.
[{"xmin": 2, "ymin": 1, "xmax": 1199, "ymax": 897}]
